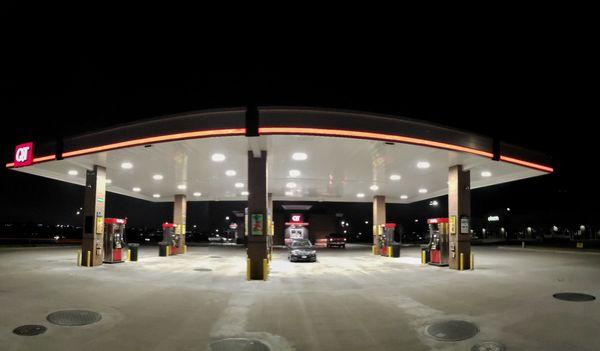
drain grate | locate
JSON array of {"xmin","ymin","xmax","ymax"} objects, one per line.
[
  {"xmin": 209, "ymin": 338, "xmax": 270, "ymax": 351},
  {"xmin": 195, "ymin": 268, "xmax": 213, "ymax": 272},
  {"xmin": 553, "ymin": 292, "xmax": 596, "ymax": 302},
  {"xmin": 425, "ymin": 320, "xmax": 479, "ymax": 341},
  {"xmin": 13, "ymin": 325, "xmax": 47, "ymax": 336},
  {"xmin": 471, "ymin": 341, "xmax": 506, "ymax": 351},
  {"xmin": 47, "ymin": 310, "xmax": 102, "ymax": 326}
]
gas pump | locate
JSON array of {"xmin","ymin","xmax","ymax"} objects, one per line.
[
  {"xmin": 162, "ymin": 223, "xmax": 179, "ymax": 255},
  {"xmin": 428, "ymin": 218, "xmax": 449, "ymax": 266},
  {"xmin": 379, "ymin": 223, "xmax": 400, "ymax": 257},
  {"xmin": 103, "ymin": 218, "xmax": 126, "ymax": 263}
]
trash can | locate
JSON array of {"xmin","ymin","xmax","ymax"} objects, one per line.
[
  {"xmin": 128, "ymin": 243, "xmax": 140, "ymax": 261},
  {"xmin": 391, "ymin": 243, "xmax": 401, "ymax": 257},
  {"xmin": 158, "ymin": 242, "xmax": 168, "ymax": 257}
]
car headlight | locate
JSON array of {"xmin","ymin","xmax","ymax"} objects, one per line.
[
  {"xmin": 291, "ymin": 250, "xmax": 301, "ymax": 255},
  {"xmin": 310, "ymin": 250, "xmax": 316, "ymax": 255}
]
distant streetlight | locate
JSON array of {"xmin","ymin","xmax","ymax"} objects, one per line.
[{"xmin": 225, "ymin": 216, "xmax": 230, "ymax": 221}]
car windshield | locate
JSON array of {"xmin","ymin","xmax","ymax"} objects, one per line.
[{"xmin": 291, "ymin": 239, "xmax": 312, "ymax": 248}]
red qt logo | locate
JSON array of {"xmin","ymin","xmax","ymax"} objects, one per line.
[{"xmin": 14, "ymin": 142, "xmax": 34, "ymax": 167}]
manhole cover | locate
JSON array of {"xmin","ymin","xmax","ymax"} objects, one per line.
[
  {"xmin": 47, "ymin": 310, "xmax": 102, "ymax": 326},
  {"xmin": 425, "ymin": 320, "xmax": 479, "ymax": 341},
  {"xmin": 13, "ymin": 325, "xmax": 47, "ymax": 336},
  {"xmin": 553, "ymin": 292, "xmax": 596, "ymax": 302},
  {"xmin": 209, "ymin": 338, "xmax": 270, "ymax": 351},
  {"xmin": 195, "ymin": 268, "xmax": 213, "ymax": 272},
  {"xmin": 471, "ymin": 341, "xmax": 506, "ymax": 351},
  {"xmin": 210, "ymin": 256, "xmax": 222, "ymax": 258}
]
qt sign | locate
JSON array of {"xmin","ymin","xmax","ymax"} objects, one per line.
[{"xmin": 14, "ymin": 142, "xmax": 34, "ymax": 167}]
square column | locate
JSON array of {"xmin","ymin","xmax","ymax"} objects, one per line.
[
  {"xmin": 372, "ymin": 195, "xmax": 386, "ymax": 254},
  {"xmin": 247, "ymin": 150, "xmax": 268, "ymax": 280},
  {"xmin": 448, "ymin": 165, "xmax": 471, "ymax": 270},
  {"xmin": 81, "ymin": 165, "xmax": 106, "ymax": 267},
  {"xmin": 173, "ymin": 194, "xmax": 187, "ymax": 253}
]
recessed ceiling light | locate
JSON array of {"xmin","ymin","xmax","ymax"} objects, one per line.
[
  {"xmin": 481, "ymin": 171, "xmax": 492, "ymax": 177},
  {"xmin": 292, "ymin": 152, "xmax": 308, "ymax": 161},
  {"xmin": 286, "ymin": 182, "xmax": 297, "ymax": 189},
  {"xmin": 177, "ymin": 184, "xmax": 187, "ymax": 190},
  {"xmin": 153, "ymin": 194, "xmax": 161, "ymax": 198},
  {"xmin": 106, "ymin": 179, "xmax": 112, "ymax": 184},
  {"xmin": 234, "ymin": 182, "xmax": 244, "ymax": 188},
  {"xmin": 356, "ymin": 193, "xmax": 365, "ymax": 198},
  {"xmin": 153, "ymin": 174, "xmax": 163, "ymax": 180},
  {"xmin": 370, "ymin": 185, "xmax": 379, "ymax": 191},
  {"xmin": 417, "ymin": 161, "xmax": 430, "ymax": 169},
  {"xmin": 193, "ymin": 192, "xmax": 202, "ymax": 197},
  {"xmin": 285, "ymin": 190, "xmax": 294, "ymax": 196},
  {"xmin": 225, "ymin": 170, "xmax": 236, "ymax": 177},
  {"xmin": 132, "ymin": 187, "xmax": 141, "ymax": 192},
  {"xmin": 241, "ymin": 191, "xmax": 249, "ymax": 196},
  {"xmin": 211, "ymin": 153, "xmax": 226, "ymax": 162},
  {"xmin": 289, "ymin": 169, "xmax": 301, "ymax": 177},
  {"xmin": 68, "ymin": 170, "xmax": 78, "ymax": 176},
  {"xmin": 390, "ymin": 174, "xmax": 401, "ymax": 181},
  {"xmin": 418, "ymin": 188, "xmax": 428, "ymax": 194},
  {"xmin": 400, "ymin": 195, "xmax": 408, "ymax": 199},
  {"xmin": 121, "ymin": 162, "xmax": 133, "ymax": 169}
]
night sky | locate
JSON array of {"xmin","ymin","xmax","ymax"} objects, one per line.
[{"xmin": 1, "ymin": 38, "xmax": 596, "ymax": 228}]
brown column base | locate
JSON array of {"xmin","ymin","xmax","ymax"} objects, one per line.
[
  {"xmin": 247, "ymin": 236, "xmax": 268, "ymax": 280},
  {"xmin": 449, "ymin": 239, "xmax": 471, "ymax": 270}
]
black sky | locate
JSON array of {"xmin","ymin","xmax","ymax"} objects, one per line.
[{"xmin": 1, "ymin": 23, "xmax": 597, "ymax": 226}]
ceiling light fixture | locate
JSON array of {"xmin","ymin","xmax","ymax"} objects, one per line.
[
  {"xmin": 418, "ymin": 188, "xmax": 428, "ymax": 194},
  {"xmin": 241, "ymin": 191, "xmax": 249, "ymax": 196},
  {"xmin": 389, "ymin": 174, "xmax": 401, "ymax": 181},
  {"xmin": 234, "ymin": 182, "xmax": 244, "ymax": 188},
  {"xmin": 106, "ymin": 179, "xmax": 112, "ymax": 184},
  {"xmin": 132, "ymin": 187, "xmax": 141, "ymax": 192},
  {"xmin": 153, "ymin": 194, "xmax": 161, "ymax": 198},
  {"xmin": 193, "ymin": 192, "xmax": 202, "ymax": 197},
  {"xmin": 211, "ymin": 153, "xmax": 226, "ymax": 162},
  {"xmin": 292, "ymin": 152, "xmax": 308, "ymax": 161},
  {"xmin": 153, "ymin": 174, "xmax": 163, "ymax": 180},
  {"xmin": 370, "ymin": 185, "xmax": 379, "ymax": 191},
  {"xmin": 289, "ymin": 169, "xmax": 301, "ymax": 177},
  {"xmin": 121, "ymin": 162, "xmax": 133, "ymax": 169},
  {"xmin": 286, "ymin": 182, "xmax": 297, "ymax": 189},
  {"xmin": 417, "ymin": 161, "xmax": 430, "ymax": 169},
  {"xmin": 481, "ymin": 171, "xmax": 492, "ymax": 177},
  {"xmin": 225, "ymin": 170, "xmax": 236, "ymax": 177},
  {"xmin": 356, "ymin": 193, "xmax": 365, "ymax": 198},
  {"xmin": 400, "ymin": 195, "xmax": 408, "ymax": 199},
  {"xmin": 177, "ymin": 184, "xmax": 187, "ymax": 190},
  {"xmin": 68, "ymin": 170, "xmax": 78, "ymax": 176}
]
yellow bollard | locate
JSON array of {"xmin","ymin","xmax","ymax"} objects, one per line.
[
  {"xmin": 388, "ymin": 246, "xmax": 392, "ymax": 257},
  {"xmin": 246, "ymin": 258, "xmax": 251, "ymax": 281},
  {"xmin": 470, "ymin": 253, "xmax": 474, "ymax": 270},
  {"xmin": 372, "ymin": 245, "xmax": 375, "ymax": 255},
  {"xmin": 263, "ymin": 258, "xmax": 269, "ymax": 281},
  {"xmin": 86, "ymin": 251, "xmax": 91, "ymax": 267},
  {"xmin": 183, "ymin": 245, "xmax": 187, "ymax": 254},
  {"xmin": 421, "ymin": 250, "xmax": 426, "ymax": 264},
  {"xmin": 127, "ymin": 249, "xmax": 131, "ymax": 262},
  {"xmin": 166, "ymin": 246, "xmax": 170, "ymax": 257},
  {"xmin": 77, "ymin": 250, "xmax": 81, "ymax": 266},
  {"xmin": 460, "ymin": 253, "xmax": 464, "ymax": 271}
]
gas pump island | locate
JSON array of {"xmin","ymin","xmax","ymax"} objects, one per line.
[{"xmin": 374, "ymin": 223, "xmax": 401, "ymax": 257}]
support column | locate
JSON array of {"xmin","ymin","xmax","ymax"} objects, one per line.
[
  {"xmin": 247, "ymin": 150, "xmax": 268, "ymax": 279},
  {"xmin": 448, "ymin": 165, "xmax": 471, "ymax": 270},
  {"xmin": 81, "ymin": 165, "xmax": 106, "ymax": 266},
  {"xmin": 173, "ymin": 194, "xmax": 187, "ymax": 253},
  {"xmin": 372, "ymin": 195, "xmax": 386, "ymax": 254}
]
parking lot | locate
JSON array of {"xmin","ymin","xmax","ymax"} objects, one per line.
[{"xmin": 1, "ymin": 244, "xmax": 599, "ymax": 350}]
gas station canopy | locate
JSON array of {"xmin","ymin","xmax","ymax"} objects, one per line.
[{"xmin": 6, "ymin": 107, "xmax": 553, "ymax": 203}]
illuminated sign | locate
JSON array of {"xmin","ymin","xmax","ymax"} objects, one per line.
[
  {"xmin": 14, "ymin": 142, "xmax": 34, "ymax": 167},
  {"xmin": 487, "ymin": 216, "xmax": 500, "ymax": 222},
  {"xmin": 285, "ymin": 213, "xmax": 309, "ymax": 226}
]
